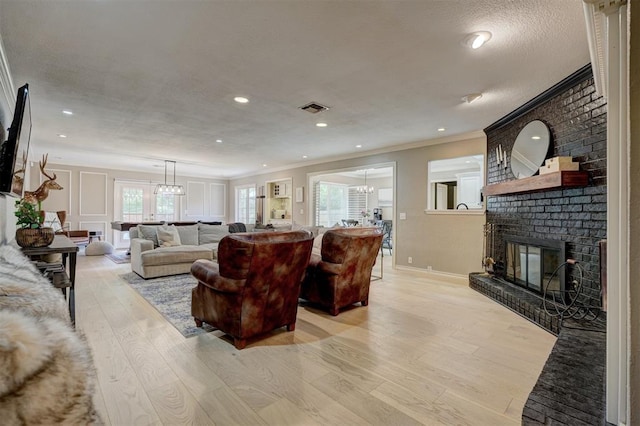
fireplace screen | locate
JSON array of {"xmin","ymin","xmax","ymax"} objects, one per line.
[{"xmin": 505, "ymin": 237, "xmax": 564, "ymax": 297}]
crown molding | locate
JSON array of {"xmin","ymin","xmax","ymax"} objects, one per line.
[
  {"xmin": 484, "ymin": 64, "xmax": 593, "ymax": 133},
  {"xmin": 231, "ymin": 130, "xmax": 486, "ymax": 180},
  {"xmin": 0, "ymin": 32, "xmax": 15, "ymax": 116}
]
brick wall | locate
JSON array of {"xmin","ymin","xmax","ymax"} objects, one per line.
[{"xmin": 485, "ymin": 73, "xmax": 607, "ymax": 302}]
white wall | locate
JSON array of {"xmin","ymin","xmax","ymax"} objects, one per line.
[
  {"xmin": 230, "ymin": 133, "xmax": 486, "ymax": 276},
  {"xmin": 628, "ymin": 3, "xmax": 639, "ymax": 423}
]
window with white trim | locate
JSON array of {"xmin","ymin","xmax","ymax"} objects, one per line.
[{"xmin": 236, "ymin": 184, "xmax": 256, "ymax": 224}]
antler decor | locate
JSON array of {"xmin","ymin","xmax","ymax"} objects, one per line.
[{"xmin": 23, "ymin": 154, "xmax": 63, "ymax": 207}]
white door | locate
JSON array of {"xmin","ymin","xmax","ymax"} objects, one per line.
[
  {"xmin": 113, "ymin": 181, "xmax": 180, "ymax": 249},
  {"xmin": 435, "ymin": 183, "xmax": 448, "ymax": 210}
]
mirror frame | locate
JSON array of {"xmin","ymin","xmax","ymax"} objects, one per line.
[{"xmin": 510, "ymin": 120, "xmax": 551, "ymax": 179}]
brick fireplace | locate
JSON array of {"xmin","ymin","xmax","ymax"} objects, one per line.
[{"xmin": 472, "ymin": 65, "xmax": 607, "ymax": 425}]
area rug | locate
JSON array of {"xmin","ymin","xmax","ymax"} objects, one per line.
[
  {"xmin": 106, "ymin": 251, "xmax": 130, "ymax": 264},
  {"xmin": 119, "ymin": 272, "xmax": 215, "ymax": 337}
]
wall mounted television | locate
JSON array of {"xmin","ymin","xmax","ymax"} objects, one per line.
[{"xmin": 0, "ymin": 83, "xmax": 31, "ymax": 197}]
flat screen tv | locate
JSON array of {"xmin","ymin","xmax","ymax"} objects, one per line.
[{"xmin": 0, "ymin": 83, "xmax": 31, "ymax": 197}]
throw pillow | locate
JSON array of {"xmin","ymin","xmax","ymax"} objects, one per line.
[
  {"xmin": 157, "ymin": 225, "xmax": 182, "ymax": 247},
  {"xmin": 176, "ymin": 224, "xmax": 199, "ymax": 246},
  {"xmin": 137, "ymin": 225, "xmax": 160, "ymax": 247},
  {"xmin": 198, "ymin": 224, "xmax": 229, "ymax": 245}
]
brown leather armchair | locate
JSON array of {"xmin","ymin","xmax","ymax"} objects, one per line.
[
  {"xmin": 300, "ymin": 227, "xmax": 383, "ymax": 315},
  {"xmin": 190, "ymin": 230, "xmax": 313, "ymax": 349}
]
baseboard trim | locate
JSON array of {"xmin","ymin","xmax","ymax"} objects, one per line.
[{"xmin": 394, "ymin": 265, "xmax": 467, "ymax": 282}]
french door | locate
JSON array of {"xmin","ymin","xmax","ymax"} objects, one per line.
[{"xmin": 113, "ymin": 180, "xmax": 180, "ymax": 249}]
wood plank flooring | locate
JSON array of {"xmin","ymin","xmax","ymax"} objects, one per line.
[{"xmin": 75, "ymin": 254, "xmax": 556, "ymax": 425}]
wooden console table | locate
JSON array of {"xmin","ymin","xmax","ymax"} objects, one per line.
[{"xmin": 22, "ymin": 235, "xmax": 79, "ymax": 324}]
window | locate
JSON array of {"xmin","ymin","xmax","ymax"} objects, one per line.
[
  {"xmin": 347, "ymin": 187, "xmax": 367, "ymax": 221},
  {"xmin": 113, "ymin": 180, "xmax": 180, "ymax": 249},
  {"xmin": 427, "ymin": 155, "xmax": 485, "ymax": 211},
  {"xmin": 121, "ymin": 187, "xmax": 144, "ymax": 222},
  {"xmin": 314, "ymin": 182, "xmax": 348, "ymax": 227},
  {"xmin": 155, "ymin": 193, "xmax": 177, "ymax": 222},
  {"xmin": 236, "ymin": 184, "xmax": 256, "ymax": 224}
]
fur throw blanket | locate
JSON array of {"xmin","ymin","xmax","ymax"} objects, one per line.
[{"xmin": 0, "ymin": 244, "xmax": 101, "ymax": 425}]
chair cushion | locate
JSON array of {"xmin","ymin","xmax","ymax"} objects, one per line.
[
  {"xmin": 157, "ymin": 225, "xmax": 181, "ymax": 247},
  {"xmin": 85, "ymin": 241, "xmax": 115, "ymax": 256}
]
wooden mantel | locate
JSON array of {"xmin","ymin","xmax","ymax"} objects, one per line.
[{"xmin": 483, "ymin": 171, "xmax": 589, "ymax": 196}]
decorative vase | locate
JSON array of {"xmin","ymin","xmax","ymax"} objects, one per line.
[{"xmin": 15, "ymin": 227, "xmax": 55, "ymax": 248}]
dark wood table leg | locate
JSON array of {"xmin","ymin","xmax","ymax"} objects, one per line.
[{"xmin": 68, "ymin": 252, "xmax": 76, "ymax": 326}]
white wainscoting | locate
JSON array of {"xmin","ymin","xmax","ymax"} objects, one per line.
[
  {"xmin": 79, "ymin": 221, "xmax": 107, "ymax": 239},
  {"xmin": 210, "ymin": 183, "xmax": 226, "ymax": 219},
  {"xmin": 185, "ymin": 181, "xmax": 205, "ymax": 218},
  {"xmin": 79, "ymin": 172, "xmax": 108, "ymax": 216},
  {"xmin": 40, "ymin": 168, "xmax": 71, "ymax": 213}
]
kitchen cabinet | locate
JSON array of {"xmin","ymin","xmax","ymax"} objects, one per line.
[{"xmin": 265, "ymin": 179, "xmax": 293, "ymax": 224}]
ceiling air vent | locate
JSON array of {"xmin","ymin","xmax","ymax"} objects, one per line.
[{"xmin": 299, "ymin": 102, "xmax": 329, "ymax": 114}]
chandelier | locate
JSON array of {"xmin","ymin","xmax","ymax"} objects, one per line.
[
  {"xmin": 356, "ymin": 170, "xmax": 374, "ymax": 193},
  {"xmin": 154, "ymin": 160, "xmax": 185, "ymax": 195}
]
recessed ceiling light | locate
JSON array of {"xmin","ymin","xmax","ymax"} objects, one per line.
[
  {"xmin": 355, "ymin": 144, "xmax": 362, "ymax": 148},
  {"xmin": 262, "ymin": 163, "xmax": 267, "ymax": 167},
  {"xmin": 216, "ymin": 139, "xmax": 222, "ymax": 143},
  {"xmin": 62, "ymin": 110, "xmax": 73, "ymax": 115},
  {"xmin": 437, "ymin": 128, "xmax": 446, "ymax": 132},
  {"xmin": 462, "ymin": 93, "xmax": 483, "ymax": 104},
  {"xmin": 316, "ymin": 122, "xmax": 328, "ymax": 128},
  {"xmin": 531, "ymin": 136, "xmax": 541, "ymax": 140},
  {"xmin": 464, "ymin": 31, "xmax": 492, "ymax": 49},
  {"xmin": 302, "ymin": 155, "xmax": 308, "ymax": 159},
  {"xmin": 234, "ymin": 96, "xmax": 249, "ymax": 104},
  {"xmin": 58, "ymin": 134, "xmax": 67, "ymax": 138}
]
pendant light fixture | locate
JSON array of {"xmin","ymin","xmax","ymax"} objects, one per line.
[
  {"xmin": 154, "ymin": 160, "xmax": 185, "ymax": 195},
  {"xmin": 357, "ymin": 170, "xmax": 374, "ymax": 194}
]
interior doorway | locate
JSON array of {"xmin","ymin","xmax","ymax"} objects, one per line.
[{"xmin": 308, "ymin": 162, "xmax": 395, "ymax": 264}]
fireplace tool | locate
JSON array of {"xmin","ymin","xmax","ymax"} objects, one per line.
[
  {"xmin": 542, "ymin": 259, "xmax": 600, "ymax": 321},
  {"xmin": 482, "ymin": 223, "xmax": 496, "ymax": 273}
]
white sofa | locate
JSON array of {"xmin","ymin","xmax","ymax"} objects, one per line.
[
  {"xmin": 130, "ymin": 223, "xmax": 230, "ymax": 279},
  {"xmin": 129, "ymin": 222, "xmax": 324, "ymax": 279}
]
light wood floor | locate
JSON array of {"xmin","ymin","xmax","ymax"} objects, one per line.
[{"xmin": 75, "ymin": 253, "xmax": 556, "ymax": 426}]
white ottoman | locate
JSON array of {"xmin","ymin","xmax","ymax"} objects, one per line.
[{"xmin": 85, "ymin": 241, "xmax": 115, "ymax": 256}]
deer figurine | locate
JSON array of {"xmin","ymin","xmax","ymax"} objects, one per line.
[
  {"xmin": 23, "ymin": 154, "xmax": 63, "ymax": 207},
  {"xmin": 10, "ymin": 150, "xmax": 28, "ymax": 193}
]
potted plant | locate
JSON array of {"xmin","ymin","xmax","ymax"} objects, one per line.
[{"xmin": 14, "ymin": 198, "xmax": 55, "ymax": 248}]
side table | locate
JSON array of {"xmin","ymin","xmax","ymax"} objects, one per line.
[{"xmin": 21, "ymin": 235, "xmax": 79, "ymax": 324}]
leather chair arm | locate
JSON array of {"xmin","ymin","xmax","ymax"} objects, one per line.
[
  {"xmin": 191, "ymin": 260, "xmax": 245, "ymax": 293},
  {"xmin": 316, "ymin": 260, "xmax": 343, "ymax": 276}
]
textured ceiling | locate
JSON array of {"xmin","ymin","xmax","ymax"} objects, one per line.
[{"xmin": 0, "ymin": 0, "xmax": 590, "ymax": 178}]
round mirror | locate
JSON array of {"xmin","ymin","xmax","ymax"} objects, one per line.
[{"xmin": 510, "ymin": 120, "xmax": 550, "ymax": 179}]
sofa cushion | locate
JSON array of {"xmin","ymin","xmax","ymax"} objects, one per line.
[
  {"xmin": 157, "ymin": 225, "xmax": 181, "ymax": 247},
  {"xmin": 140, "ymin": 245, "xmax": 213, "ymax": 266},
  {"xmin": 198, "ymin": 224, "xmax": 229, "ymax": 245},
  {"xmin": 137, "ymin": 224, "xmax": 160, "ymax": 247},
  {"xmin": 176, "ymin": 224, "xmax": 199, "ymax": 246}
]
